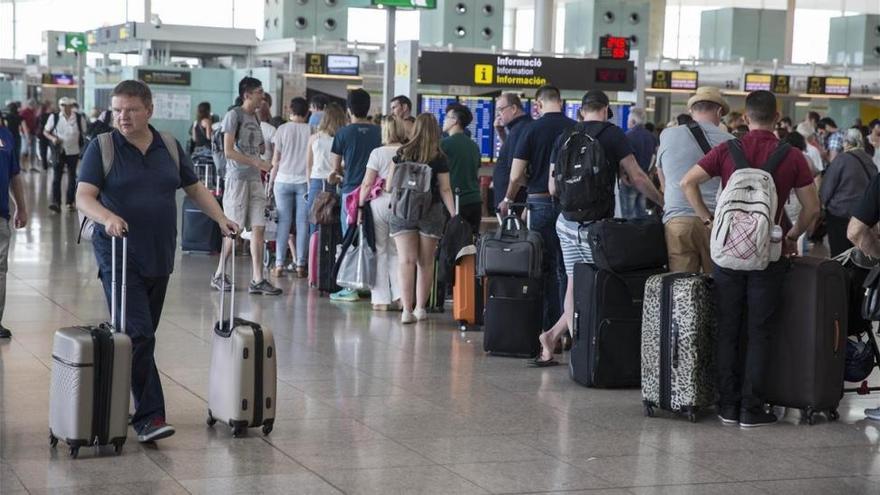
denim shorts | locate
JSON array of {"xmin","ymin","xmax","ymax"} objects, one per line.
[{"xmin": 389, "ymin": 201, "xmax": 447, "ymax": 239}]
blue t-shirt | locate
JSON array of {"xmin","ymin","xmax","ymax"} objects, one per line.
[
  {"xmin": 331, "ymin": 123, "xmax": 381, "ymax": 194},
  {"xmin": 513, "ymin": 112, "xmax": 577, "ymax": 194},
  {"xmin": 0, "ymin": 127, "xmax": 20, "ymax": 220},
  {"xmin": 625, "ymin": 125, "xmax": 657, "ymax": 172},
  {"xmin": 79, "ymin": 127, "xmax": 199, "ymax": 277}
]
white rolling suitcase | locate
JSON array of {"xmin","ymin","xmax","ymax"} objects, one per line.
[
  {"xmin": 49, "ymin": 236, "xmax": 132, "ymax": 458},
  {"xmin": 207, "ymin": 236, "xmax": 277, "ymax": 437}
]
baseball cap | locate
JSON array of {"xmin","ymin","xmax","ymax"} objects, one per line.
[
  {"xmin": 58, "ymin": 97, "xmax": 72, "ymax": 106},
  {"xmin": 581, "ymin": 90, "xmax": 613, "ymax": 119}
]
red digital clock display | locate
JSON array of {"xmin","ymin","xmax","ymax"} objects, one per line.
[{"xmin": 596, "ymin": 68, "xmax": 628, "ymax": 84}]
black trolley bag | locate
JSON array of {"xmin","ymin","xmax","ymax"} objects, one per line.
[
  {"xmin": 482, "ymin": 208, "xmax": 543, "ymax": 358},
  {"xmin": 570, "ymin": 262, "xmax": 664, "ymax": 387},
  {"xmin": 181, "ymin": 155, "xmax": 222, "ymax": 254},
  {"xmin": 49, "ymin": 236, "xmax": 132, "ymax": 458},
  {"xmin": 317, "ymin": 223, "xmax": 342, "ymax": 296},
  {"xmin": 641, "ymin": 273, "xmax": 716, "ymax": 422},
  {"xmin": 764, "ymin": 256, "xmax": 847, "ymax": 425}
]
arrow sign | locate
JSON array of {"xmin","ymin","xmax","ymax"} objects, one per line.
[{"xmin": 66, "ymin": 33, "xmax": 87, "ymax": 53}]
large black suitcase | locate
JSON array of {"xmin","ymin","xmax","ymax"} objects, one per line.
[
  {"xmin": 764, "ymin": 256, "xmax": 847, "ymax": 424},
  {"xmin": 586, "ymin": 218, "xmax": 667, "ymax": 273},
  {"xmin": 181, "ymin": 196, "xmax": 223, "ymax": 253},
  {"xmin": 317, "ymin": 223, "xmax": 342, "ymax": 296},
  {"xmin": 570, "ymin": 263, "xmax": 664, "ymax": 388},
  {"xmin": 483, "ymin": 276, "xmax": 543, "ymax": 358}
]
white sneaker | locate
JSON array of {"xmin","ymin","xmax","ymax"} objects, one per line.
[
  {"xmin": 401, "ymin": 311, "xmax": 416, "ymax": 324},
  {"xmin": 865, "ymin": 407, "xmax": 880, "ymax": 420},
  {"xmin": 413, "ymin": 308, "xmax": 427, "ymax": 321}
]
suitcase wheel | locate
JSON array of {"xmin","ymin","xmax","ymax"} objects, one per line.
[
  {"xmin": 803, "ymin": 407, "xmax": 816, "ymax": 425},
  {"xmin": 206, "ymin": 410, "xmax": 217, "ymax": 427},
  {"xmin": 262, "ymin": 423, "xmax": 273, "ymax": 436},
  {"xmin": 642, "ymin": 401, "xmax": 655, "ymax": 418},
  {"xmin": 829, "ymin": 409, "xmax": 840, "ymax": 421},
  {"xmin": 112, "ymin": 440, "xmax": 124, "ymax": 455},
  {"xmin": 48, "ymin": 432, "xmax": 58, "ymax": 448},
  {"xmin": 687, "ymin": 411, "xmax": 697, "ymax": 423},
  {"xmin": 231, "ymin": 423, "xmax": 247, "ymax": 438},
  {"xmin": 68, "ymin": 446, "xmax": 79, "ymax": 459}
]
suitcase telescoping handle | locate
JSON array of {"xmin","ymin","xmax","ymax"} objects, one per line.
[
  {"xmin": 495, "ymin": 202, "xmax": 530, "ymax": 234},
  {"xmin": 218, "ymin": 233, "xmax": 237, "ymax": 332},
  {"xmin": 110, "ymin": 233, "xmax": 127, "ymax": 334}
]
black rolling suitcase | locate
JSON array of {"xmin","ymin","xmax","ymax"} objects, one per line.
[
  {"xmin": 483, "ymin": 276, "xmax": 543, "ymax": 358},
  {"xmin": 570, "ymin": 263, "xmax": 664, "ymax": 388},
  {"xmin": 764, "ymin": 257, "xmax": 847, "ymax": 424},
  {"xmin": 317, "ymin": 223, "xmax": 342, "ymax": 296},
  {"xmin": 181, "ymin": 159, "xmax": 222, "ymax": 253}
]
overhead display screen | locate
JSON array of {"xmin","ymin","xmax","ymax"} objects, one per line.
[
  {"xmin": 305, "ymin": 53, "xmax": 360, "ymax": 77},
  {"xmin": 744, "ymin": 73, "xmax": 790, "ymax": 94},
  {"xmin": 651, "ymin": 70, "xmax": 699, "ymax": 90},
  {"xmin": 458, "ymin": 96, "xmax": 495, "ymax": 162},
  {"xmin": 598, "ymin": 36, "xmax": 630, "ymax": 60},
  {"xmin": 806, "ymin": 76, "xmax": 851, "ymax": 96}
]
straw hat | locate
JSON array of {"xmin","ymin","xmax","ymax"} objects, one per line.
[{"xmin": 687, "ymin": 86, "xmax": 729, "ymax": 116}]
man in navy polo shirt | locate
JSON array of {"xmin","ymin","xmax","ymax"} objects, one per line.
[
  {"xmin": 499, "ymin": 85, "xmax": 576, "ymax": 333},
  {"xmin": 0, "ymin": 125, "xmax": 28, "ymax": 339},
  {"xmin": 77, "ymin": 80, "xmax": 238, "ymax": 443}
]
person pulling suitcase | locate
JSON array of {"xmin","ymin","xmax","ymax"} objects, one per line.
[{"xmin": 76, "ymin": 79, "xmax": 238, "ymax": 442}]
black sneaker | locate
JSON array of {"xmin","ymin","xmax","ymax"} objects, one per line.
[
  {"xmin": 48, "ymin": 204, "xmax": 61, "ymax": 213},
  {"xmin": 739, "ymin": 407, "xmax": 777, "ymax": 428},
  {"xmin": 249, "ymin": 279, "xmax": 282, "ymax": 295},
  {"xmin": 0, "ymin": 325, "xmax": 10, "ymax": 339},
  {"xmin": 137, "ymin": 417, "xmax": 175, "ymax": 443},
  {"xmin": 211, "ymin": 274, "xmax": 232, "ymax": 292},
  {"xmin": 717, "ymin": 405, "xmax": 740, "ymax": 425}
]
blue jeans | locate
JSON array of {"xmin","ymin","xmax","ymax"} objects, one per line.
[
  {"xmin": 307, "ymin": 178, "xmax": 326, "ymax": 235},
  {"xmin": 274, "ymin": 181, "xmax": 309, "ymax": 268},
  {"xmin": 527, "ymin": 197, "xmax": 565, "ymax": 331},
  {"xmin": 618, "ymin": 184, "xmax": 647, "ymax": 219},
  {"xmin": 95, "ymin": 239, "xmax": 169, "ymax": 430}
]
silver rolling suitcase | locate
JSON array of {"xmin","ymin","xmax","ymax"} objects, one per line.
[
  {"xmin": 49, "ymin": 236, "xmax": 132, "ymax": 458},
  {"xmin": 207, "ymin": 236, "xmax": 277, "ymax": 437}
]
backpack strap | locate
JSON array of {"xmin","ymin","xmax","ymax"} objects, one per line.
[
  {"xmin": 158, "ymin": 131, "xmax": 181, "ymax": 169},
  {"xmin": 851, "ymin": 151, "xmax": 875, "ymax": 182},
  {"xmin": 761, "ymin": 142, "xmax": 791, "ymax": 176},
  {"xmin": 96, "ymin": 133, "xmax": 115, "ymax": 177},
  {"xmin": 49, "ymin": 112, "xmax": 60, "ymax": 134},
  {"xmin": 726, "ymin": 139, "xmax": 751, "ymax": 171},
  {"xmin": 686, "ymin": 121, "xmax": 712, "ymax": 155}
]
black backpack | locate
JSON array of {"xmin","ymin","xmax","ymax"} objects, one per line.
[
  {"xmin": 555, "ymin": 122, "xmax": 616, "ymax": 222},
  {"xmin": 87, "ymin": 111, "xmax": 113, "ymax": 141}
]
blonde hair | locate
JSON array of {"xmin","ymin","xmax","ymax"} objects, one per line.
[
  {"xmin": 317, "ymin": 103, "xmax": 346, "ymax": 137},
  {"xmin": 396, "ymin": 113, "xmax": 442, "ymax": 163},
  {"xmin": 843, "ymin": 128, "xmax": 864, "ymax": 152},
  {"xmin": 381, "ymin": 115, "xmax": 407, "ymax": 145}
]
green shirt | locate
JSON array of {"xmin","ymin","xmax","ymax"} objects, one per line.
[{"xmin": 440, "ymin": 133, "xmax": 482, "ymax": 207}]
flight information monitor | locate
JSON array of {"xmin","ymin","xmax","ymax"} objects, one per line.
[
  {"xmin": 564, "ymin": 100, "xmax": 582, "ymax": 121},
  {"xmin": 419, "ymin": 95, "xmax": 458, "ymax": 128},
  {"xmin": 459, "ymin": 96, "xmax": 495, "ymax": 162}
]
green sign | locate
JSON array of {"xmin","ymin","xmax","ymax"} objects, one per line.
[
  {"xmin": 371, "ymin": 0, "xmax": 436, "ymax": 8},
  {"xmin": 65, "ymin": 33, "xmax": 87, "ymax": 53}
]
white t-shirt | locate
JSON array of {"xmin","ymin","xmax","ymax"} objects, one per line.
[
  {"xmin": 260, "ymin": 121, "xmax": 276, "ymax": 162},
  {"xmin": 44, "ymin": 112, "xmax": 87, "ymax": 156},
  {"xmin": 271, "ymin": 122, "xmax": 311, "ymax": 184},
  {"xmin": 806, "ymin": 143, "xmax": 824, "ymax": 173},
  {"xmin": 310, "ymin": 132, "xmax": 334, "ymax": 180},
  {"xmin": 365, "ymin": 144, "xmax": 401, "ymax": 180}
]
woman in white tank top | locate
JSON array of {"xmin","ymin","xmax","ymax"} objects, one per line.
[{"xmin": 306, "ymin": 104, "xmax": 347, "ymax": 235}]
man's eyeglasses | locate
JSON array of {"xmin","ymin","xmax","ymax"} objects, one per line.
[{"xmin": 496, "ymin": 104, "xmax": 512, "ymax": 114}]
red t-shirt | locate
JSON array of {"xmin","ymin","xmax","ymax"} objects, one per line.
[
  {"xmin": 698, "ymin": 130, "xmax": 813, "ymax": 224},
  {"xmin": 19, "ymin": 108, "xmax": 38, "ymax": 134}
]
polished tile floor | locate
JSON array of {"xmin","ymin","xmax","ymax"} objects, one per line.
[{"xmin": 3, "ymin": 171, "xmax": 880, "ymax": 494}]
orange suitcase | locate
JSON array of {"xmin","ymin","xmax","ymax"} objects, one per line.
[{"xmin": 453, "ymin": 253, "xmax": 484, "ymax": 331}]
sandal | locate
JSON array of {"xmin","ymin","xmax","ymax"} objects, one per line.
[{"xmin": 528, "ymin": 356, "xmax": 560, "ymax": 368}]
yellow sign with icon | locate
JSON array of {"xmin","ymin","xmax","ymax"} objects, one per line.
[{"xmin": 474, "ymin": 64, "xmax": 493, "ymax": 85}]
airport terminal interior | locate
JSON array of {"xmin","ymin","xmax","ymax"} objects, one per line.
[{"xmin": 2, "ymin": 0, "xmax": 880, "ymax": 493}]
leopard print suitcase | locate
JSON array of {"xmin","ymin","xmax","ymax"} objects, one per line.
[{"xmin": 641, "ymin": 273, "xmax": 716, "ymax": 421}]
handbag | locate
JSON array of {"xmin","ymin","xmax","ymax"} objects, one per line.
[
  {"xmin": 309, "ymin": 180, "xmax": 340, "ymax": 225},
  {"xmin": 335, "ymin": 224, "xmax": 376, "ymax": 291}
]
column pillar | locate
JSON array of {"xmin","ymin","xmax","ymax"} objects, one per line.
[
  {"xmin": 783, "ymin": 0, "xmax": 796, "ymax": 64},
  {"xmin": 533, "ymin": 0, "xmax": 553, "ymax": 53}
]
